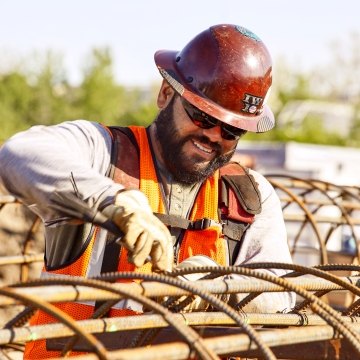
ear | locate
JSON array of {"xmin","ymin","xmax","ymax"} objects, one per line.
[{"xmin": 157, "ymin": 80, "xmax": 175, "ymax": 109}]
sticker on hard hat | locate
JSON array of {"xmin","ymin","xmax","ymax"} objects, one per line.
[
  {"xmin": 235, "ymin": 26, "xmax": 261, "ymax": 42},
  {"xmin": 241, "ymin": 93, "xmax": 263, "ymax": 114}
]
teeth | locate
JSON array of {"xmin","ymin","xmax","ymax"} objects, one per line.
[{"xmin": 193, "ymin": 141, "xmax": 212, "ymax": 154}]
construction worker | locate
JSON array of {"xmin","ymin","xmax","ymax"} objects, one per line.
[{"xmin": 0, "ymin": 24, "xmax": 295, "ymax": 358}]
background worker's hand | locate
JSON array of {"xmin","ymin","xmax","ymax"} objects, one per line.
[{"xmin": 112, "ymin": 189, "xmax": 173, "ymax": 272}]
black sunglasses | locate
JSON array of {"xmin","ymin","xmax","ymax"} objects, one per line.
[{"xmin": 181, "ymin": 98, "xmax": 247, "ymax": 141}]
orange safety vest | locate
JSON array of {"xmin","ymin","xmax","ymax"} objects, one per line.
[{"xmin": 24, "ymin": 126, "xmax": 261, "ymax": 358}]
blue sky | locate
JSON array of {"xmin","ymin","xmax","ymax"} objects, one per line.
[{"xmin": 0, "ymin": 0, "xmax": 359, "ymax": 86}]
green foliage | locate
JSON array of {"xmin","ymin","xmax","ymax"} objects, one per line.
[
  {"xmin": 276, "ymin": 72, "xmax": 314, "ymax": 106},
  {"xmin": 77, "ymin": 48, "xmax": 126, "ymax": 123},
  {"xmin": 348, "ymin": 105, "xmax": 360, "ymax": 147},
  {"xmin": 118, "ymin": 102, "xmax": 158, "ymax": 127},
  {"xmin": 0, "ymin": 72, "xmax": 33, "ymax": 138},
  {"xmin": 1, "ymin": 42, "xmax": 360, "ymax": 147},
  {"xmin": 246, "ymin": 114, "xmax": 347, "ymax": 146},
  {"xmin": 0, "ymin": 48, "xmax": 159, "ymax": 142}
]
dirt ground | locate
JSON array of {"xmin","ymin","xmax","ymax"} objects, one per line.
[{"xmin": 0, "ymin": 200, "xmax": 44, "ymax": 327}]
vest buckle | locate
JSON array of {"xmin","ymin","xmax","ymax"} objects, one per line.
[{"xmin": 191, "ymin": 218, "xmax": 219, "ymax": 230}]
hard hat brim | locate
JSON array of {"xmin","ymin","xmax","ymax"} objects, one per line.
[{"xmin": 155, "ymin": 50, "xmax": 275, "ymax": 133}]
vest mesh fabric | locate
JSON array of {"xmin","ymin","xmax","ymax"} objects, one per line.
[
  {"xmin": 45, "ymin": 226, "xmax": 98, "ymax": 276},
  {"xmin": 24, "ymin": 125, "xmax": 228, "ymax": 358},
  {"xmin": 129, "ymin": 126, "xmax": 227, "ymax": 266},
  {"xmin": 24, "ymin": 304, "xmax": 138, "ymax": 359},
  {"xmin": 116, "ymin": 126, "xmax": 165, "ymax": 275},
  {"xmin": 129, "ymin": 126, "xmax": 165, "ymax": 214},
  {"xmin": 24, "ymin": 303, "xmax": 94, "ymax": 359},
  {"xmin": 24, "ymin": 226, "xmax": 100, "ymax": 357},
  {"xmin": 178, "ymin": 170, "xmax": 227, "ymax": 265}
]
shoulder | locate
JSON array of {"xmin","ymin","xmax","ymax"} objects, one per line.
[
  {"xmin": 49, "ymin": 120, "xmax": 113, "ymax": 152},
  {"xmin": 9, "ymin": 119, "xmax": 111, "ymax": 144},
  {"xmin": 56, "ymin": 120, "xmax": 111, "ymax": 140},
  {"xmin": 221, "ymin": 162, "xmax": 274, "ymax": 199},
  {"xmin": 247, "ymin": 168, "xmax": 276, "ymax": 204}
]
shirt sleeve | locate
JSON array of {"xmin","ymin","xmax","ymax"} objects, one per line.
[
  {"xmin": 0, "ymin": 120, "xmax": 124, "ymax": 223},
  {"xmin": 229, "ymin": 169, "xmax": 296, "ymax": 313}
]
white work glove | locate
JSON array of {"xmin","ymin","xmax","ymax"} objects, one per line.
[
  {"xmin": 111, "ymin": 189, "xmax": 173, "ymax": 272},
  {"xmin": 171, "ymin": 255, "xmax": 220, "ymax": 312}
]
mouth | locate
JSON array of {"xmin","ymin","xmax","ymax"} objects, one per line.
[{"xmin": 191, "ymin": 139, "xmax": 215, "ymax": 159}]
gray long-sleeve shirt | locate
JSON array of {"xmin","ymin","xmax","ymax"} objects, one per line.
[{"xmin": 0, "ymin": 120, "xmax": 295, "ymax": 312}]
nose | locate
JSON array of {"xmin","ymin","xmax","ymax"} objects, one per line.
[{"xmin": 202, "ymin": 125, "xmax": 222, "ymax": 142}]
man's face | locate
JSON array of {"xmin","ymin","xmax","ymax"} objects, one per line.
[{"xmin": 155, "ymin": 94, "xmax": 240, "ymax": 184}]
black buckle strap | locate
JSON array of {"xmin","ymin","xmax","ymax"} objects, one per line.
[
  {"xmin": 222, "ymin": 219, "xmax": 249, "ymax": 240},
  {"xmin": 190, "ymin": 218, "xmax": 213, "ymax": 230},
  {"xmin": 155, "ymin": 213, "xmax": 220, "ymax": 231}
]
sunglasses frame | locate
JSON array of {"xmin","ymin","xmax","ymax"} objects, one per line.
[{"xmin": 181, "ymin": 98, "xmax": 247, "ymax": 141}]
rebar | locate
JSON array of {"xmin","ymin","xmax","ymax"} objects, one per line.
[{"xmin": 2, "ymin": 177, "xmax": 360, "ymax": 359}]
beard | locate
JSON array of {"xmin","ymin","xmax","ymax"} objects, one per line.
[{"xmin": 154, "ymin": 96, "xmax": 236, "ymax": 184}]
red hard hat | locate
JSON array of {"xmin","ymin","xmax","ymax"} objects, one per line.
[{"xmin": 154, "ymin": 24, "xmax": 274, "ymax": 133}]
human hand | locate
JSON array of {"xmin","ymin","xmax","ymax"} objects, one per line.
[
  {"xmin": 170, "ymin": 255, "xmax": 220, "ymax": 312},
  {"xmin": 112, "ymin": 189, "xmax": 173, "ymax": 272}
]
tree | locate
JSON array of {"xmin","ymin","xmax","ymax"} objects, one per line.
[
  {"xmin": 26, "ymin": 51, "xmax": 73, "ymax": 126},
  {"xmin": 75, "ymin": 48, "xmax": 127, "ymax": 124},
  {"xmin": 0, "ymin": 48, "xmax": 157, "ymax": 142},
  {"xmin": 0, "ymin": 72, "xmax": 33, "ymax": 141},
  {"xmin": 1, "ymin": 33, "xmax": 360, "ymax": 147}
]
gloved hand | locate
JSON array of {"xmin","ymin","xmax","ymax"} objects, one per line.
[
  {"xmin": 112, "ymin": 189, "xmax": 173, "ymax": 272},
  {"xmin": 170, "ymin": 255, "xmax": 220, "ymax": 312}
]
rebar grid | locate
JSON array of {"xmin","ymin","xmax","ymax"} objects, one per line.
[{"xmin": 1, "ymin": 177, "xmax": 360, "ymax": 359}]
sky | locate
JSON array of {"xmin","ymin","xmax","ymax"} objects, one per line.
[{"xmin": 0, "ymin": 0, "xmax": 359, "ymax": 86}]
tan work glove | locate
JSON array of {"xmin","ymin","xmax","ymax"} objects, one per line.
[
  {"xmin": 171, "ymin": 255, "xmax": 220, "ymax": 312},
  {"xmin": 112, "ymin": 189, "xmax": 173, "ymax": 272}
]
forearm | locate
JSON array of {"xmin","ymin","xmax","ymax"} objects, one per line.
[{"xmin": 0, "ymin": 120, "xmax": 123, "ymax": 222}]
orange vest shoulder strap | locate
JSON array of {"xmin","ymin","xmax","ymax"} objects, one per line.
[{"xmin": 107, "ymin": 126, "xmax": 140, "ymax": 189}]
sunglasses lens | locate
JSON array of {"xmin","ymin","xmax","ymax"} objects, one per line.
[
  {"xmin": 183, "ymin": 102, "xmax": 216, "ymax": 129},
  {"xmin": 221, "ymin": 130, "xmax": 236, "ymax": 141},
  {"xmin": 182, "ymin": 98, "xmax": 246, "ymax": 140},
  {"xmin": 221, "ymin": 125, "xmax": 247, "ymax": 140},
  {"xmin": 191, "ymin": 115, "xmax": 214, "ymax": 129}
]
